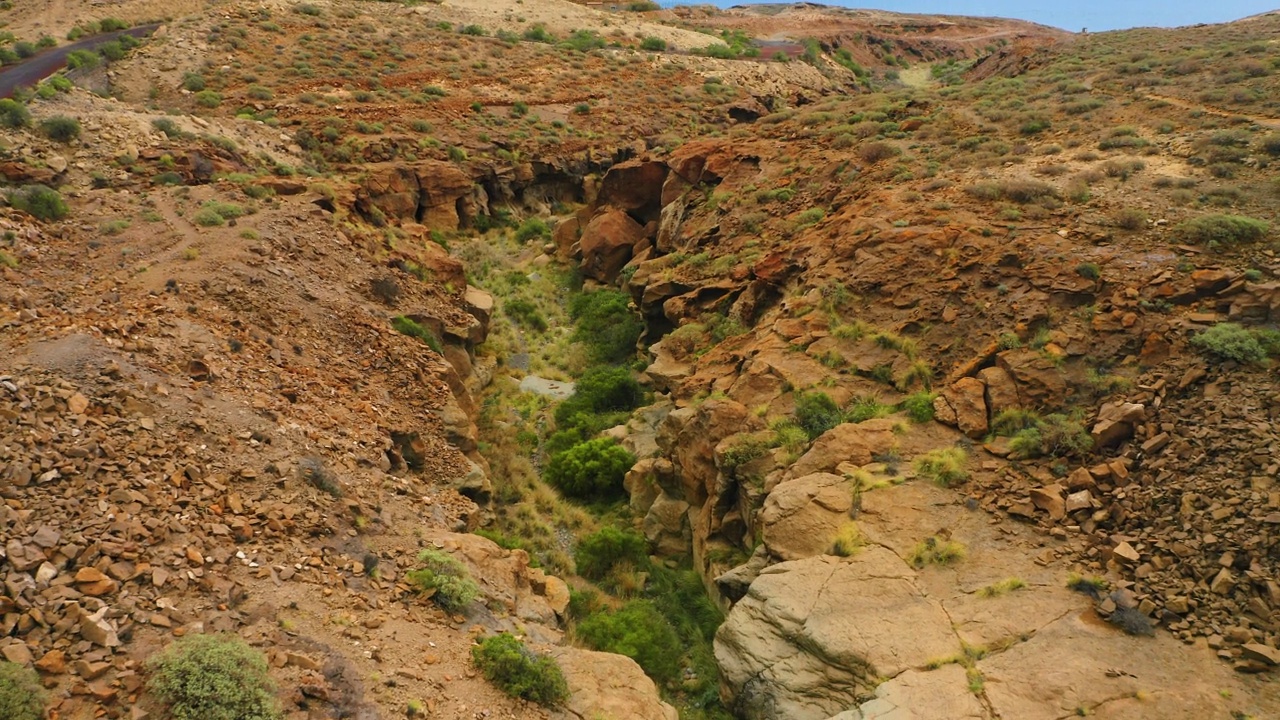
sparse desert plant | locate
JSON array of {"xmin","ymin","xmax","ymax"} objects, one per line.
[
  {"xmin": 1107, "ymin": 606, "xmax": 1155, "ymax": 636},
  {"xmin": 908, "ymin": 535, "xmax": 966, "ymax": 567},
  {"xmin": 503, "ymin": 298, "xmax": 548, "ymax": 331},
  {"xmin": 7, "ymin": 184, "xmax": 68, "ymax": 221},
  {"xmin": 0, "ymin": 662, "xmax": 45, "ymax": 720},
  {"xmin": 298, "ymin": 456, "xmax": 341, "ymax": 496},
  {"xmin": 860, "ymin": 141, "xmax": 901, "ymax": 163},
  {"xmin": 145, "ymin": 634, "xmax": 282, "ymax": 720},
  {"xmin": 194, "ymin": 90, "xmax": 222, "ymax": 108},
  {"xmin": 640, "ymin": 36, "xmax": 667, "ymax": 51},
  {"xmin": 1067, "ymin": 573, "xmax": 1108, "ymax": 598},
  {"xmin": 471, "ymin": 634, "xmax": 569, "ymax": 705},
  {"xmin": 0, "ymin": 99, "xmax": 31, "ymax": 128},
  {"xmin": 39, "ymin": 115, "xmax": 80, "ymax": 142},
  {"xmin": 831, "ymin": 522, "xmax": 865, "ymax": 557},
  {"xmin": 408, "ymin": 549, "xmax": 480, "ymax": 612},
  {"xmin": 1112, "ymin": 208, "xmax": 1148, "ymax": 231},
  {"xmin": 1190, "ymin": 323, "xmax": 1266, "ymax": 364},
  {"xmin": 979, "ymin": 577, "xmax": 1027, "ymax": 597},
  {"xmin": 1075, "ymin": 262, "xmax": 1101, "ymax": 280},
  {"xmin": 914, "ymin": 447, "xmax": 969, "ymax": 487},
  {"xmin": 181, "ymin": 72, "xmax": 206, "ymax": 91},
  {"xmin": 1174, "ymin": 214, "xmax": 1269, "ymax": 246}
]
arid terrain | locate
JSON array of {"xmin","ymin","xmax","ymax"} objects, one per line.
[{"xmin": 1, "ymin": 1, "xmax": 1278, "ymax": 719}]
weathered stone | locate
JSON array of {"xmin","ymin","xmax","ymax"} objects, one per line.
[
  {"xmin": 579, "ymin": 208, "xmax": 646, "ymax": 283},
  {"xmin": 936, "ymin": 377, "xmax": 988, "ymax": 439},
  {"xmin": 716, "ymin": 551, "xmax": 959, "ymax": 720},
  {"xmin": 1030, "ymin": 485, "xmax": 1066, "ymax": 520},
  {"xmin": 555, "ymin": 647, "xmax": 678, "ymax": 720},
  {"xmin": 759, "ymin": 473, "xmax": 853, "ymax": 560},
  {"xmin": 1091, "ymin": 402, "xmax": 1145, "ymax": 448}
]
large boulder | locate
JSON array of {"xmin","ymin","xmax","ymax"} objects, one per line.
[
  {"xmin": 759, "ymin": 473, "xmax": 852, "ymax": 561},
  {"xmin": 555, "ymin": 647, "xmax": 679, "ymax": 720},
  {"xmin": 787, "ymin": 419, "xmax": 898, "ymax": 479},
  {"xmin": 1091, "ymin": 401, "xmax": 1144, "ymax": 448},
  {"xmin": 996, "ymin": 349, "xmax": 1069, "ymax": 408},
  {"xmin": 933, "ymin": 377, "xmax": 989, "ymax": 439},
  {"xmin": 715, "ymin": 551, "xmax": 960, "ymax": 720},
  {"xmin": 598, "ymin": 160, "xmax": 668, "ymax": 218},
  {"xmin": 355, "ymin": 161, "xmax": 473, "ymax": 227},
  {"xmin": 579, "ymin": 208, "xmax": 646, "ymax": 282}
]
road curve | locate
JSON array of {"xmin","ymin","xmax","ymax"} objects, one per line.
[{"xmin": 0, "ymin": 24, "xmax": 160, "ymax": 99}]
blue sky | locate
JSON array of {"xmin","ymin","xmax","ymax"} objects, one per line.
[{"xmin": 666, "ymin": 2, "xmax": 1280, "ymax": 32}]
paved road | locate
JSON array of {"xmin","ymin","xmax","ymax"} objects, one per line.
[{"xmin": 0, "ymin": 24, "xmax": 159, "ymax": 98}]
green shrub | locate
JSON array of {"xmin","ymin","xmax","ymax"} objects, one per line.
[
  {"xmin": 195, "ymin": 90, "xmax": 223, "ymax": 108},
  {"xmin": 504, "ymin": 298, "xmax": 548, "ymax": 331},
  {"xmin": 914, "ymin": 447, "xmax": 969, "ymax": 487},
  {"xmin": 0, "ymin": 98, "xmax": 30, "ymax": 128},
  {"xmin": 553, "ymin": 366, "xmax": 643, "ymax": 435},
  {"xmin": 560, "ymin": 29, "xmax": 605, "ymax": 53},
  {"xmin": 1174, "ymin": 214, "xmax": 1269, "ymax": 246},
  {"xmin": 459, "ymin": 24, "xmax": 487, "ymax": 36},
  {"xmin": 1075, "ymin": 262, "xmax": 1101, "ymax": 280},
  {"xmin": 391, "ymin": 315, "xmax": 443, "ymax": 353},
  {"xmin": 522, "ymin": 24, "xmax": 555, "ymax": 43},
  {"xmin": 7, "ymin": 185, "xmax": 68, "ymax": 221},
  {"xmin": 407, "ymin": 549, "xmax": 479, "ymax": 612},
  {"xmin": 900, "ymin": 392, "xmax": 937, "ymax": 423},
  {"xmin": 181, "ymin": 72, "xmax": 206, "ymax": 91},
  {"xmin": 65, "ymin": 49, "xmax": 100, "ymax": 69},
  {"xmin": 576, "ymin": 525, "xmax": 648, "ymax": 580},
  {"xmin": 514, "ymin": 217, "xmax": 550, "ymax": 243},
  {"xmin": 39, "ymin": 115, "xmax": 81, "ymax": 142},
  {"xmin": 569, "ymin": 290, "xmax": 643, "ymax": 363},
  {"xmin": 472, "ymin": 634, "xmax": 569, "ymax": 705},
  {"xmin": 640, "ymin": 36, "xmax": 667, "ymax": 51},
  {"xmin": 575, "ymin": 600, "xmax": 682, "ymax": 682},
  {"xmin": 794, "ymin": 391, "xmax": 842, "ymax": 439},
  {"xmin": 1000, "ymin": 411, "xmax": 1092, "ymax": 458},
  {"xmin": 1190, "ymin": 323, "xmax": 1266, "ymax": 364},
  {"xmin": 545, "ymin": 437, "xmax": 635, "ymax": 500},
  {"xmin": 145, "ymin": 634, "xmax": 282, "ymax": 720},
  {"xmin": 192, "ymin": 208, "xmax": 225, "ymax": 226},
  {"xmin": 0, "ymin": 662, "xmax": 45, "ymax": 720}
]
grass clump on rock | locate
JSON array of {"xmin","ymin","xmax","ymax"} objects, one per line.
[
  {"xmin": 407, "ymin": 549, "xmax": 479, "ymax": 612},
  {"xmin": 145, "ymin": 634, "xmax": 282, "ymax": 720},
  {"xmin": 913, "ymin": 447, "xmax": 969, "ymax": 487},
  {"xmin": 472, "ymin": 633, "xmax": 569, "ymax": 705},
  {"xmin": 908, "ymin": 535, "xmax": 966, "ymax": 567}
]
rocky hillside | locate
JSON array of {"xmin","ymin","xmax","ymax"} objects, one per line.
[{"xmin": 1, "ymin": 1, "xmax": 1278, "ymax": 719}]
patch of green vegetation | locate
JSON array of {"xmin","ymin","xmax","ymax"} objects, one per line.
[
  {"xmin": 908, "ymin": 535, "xmax": 967, "ymax": 567},
  {"xmin": 1174, "ymin": 214, "xmax": 1269, "ymax": 246},
  {"xmin": 569, "ymin": 289, "xmax": 643, "ymax": 364},
  {"xmin": 407, "ymin": 549, "xmax": 479, "ymax": 612},
  {"xmin": 575, "ymin": 525, "xmax": 647, "ymax": 581},
  {"xmin": 0, "ymin": 662, "xmax": 44, "ymax": 720},
  {"xmin": 7, "ymin": 185, "xmax": 68, "ymax": 221},
  {"xmin": 39, "ymin": 115, "xmax": 80, "ymax": 142},
  {"xmin": 391, "ymin": 315, "xmax": 443, "ymax": 353},
  {"xmin": 1190, "ymin": 322, "xmax": 1267, "ymax": 364},
  {"xmin": 899, "ymin": 392, "xmax": 937, "ymax": 423},
  {"xmin": 979, "ymin": 577, "xmax": 1027, "ymax": 597},
  {"xmin": 913, "ymin": 447, "xmax": 969, "ymax": 487},
  {"xmin": 544, "ymin": 437, "xmax": 635, "ymax": 501},
  {"xmin": 794, "ymin": 390, "xmax": 842, "ymax": 439},
  {"xmin": 0, "ymin": 99, "xmax": 31, "ymax": 128},
  {"xmin": 471, "ymin": 634, "xmax": 569, "ymax": 705},
  {"xmin": 831, "ymin": 522, "xmax": 865, "ymax": 556},
  {"xmin": 145, "ymin": 634, "xmax": 282, "ymax": 720}
]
